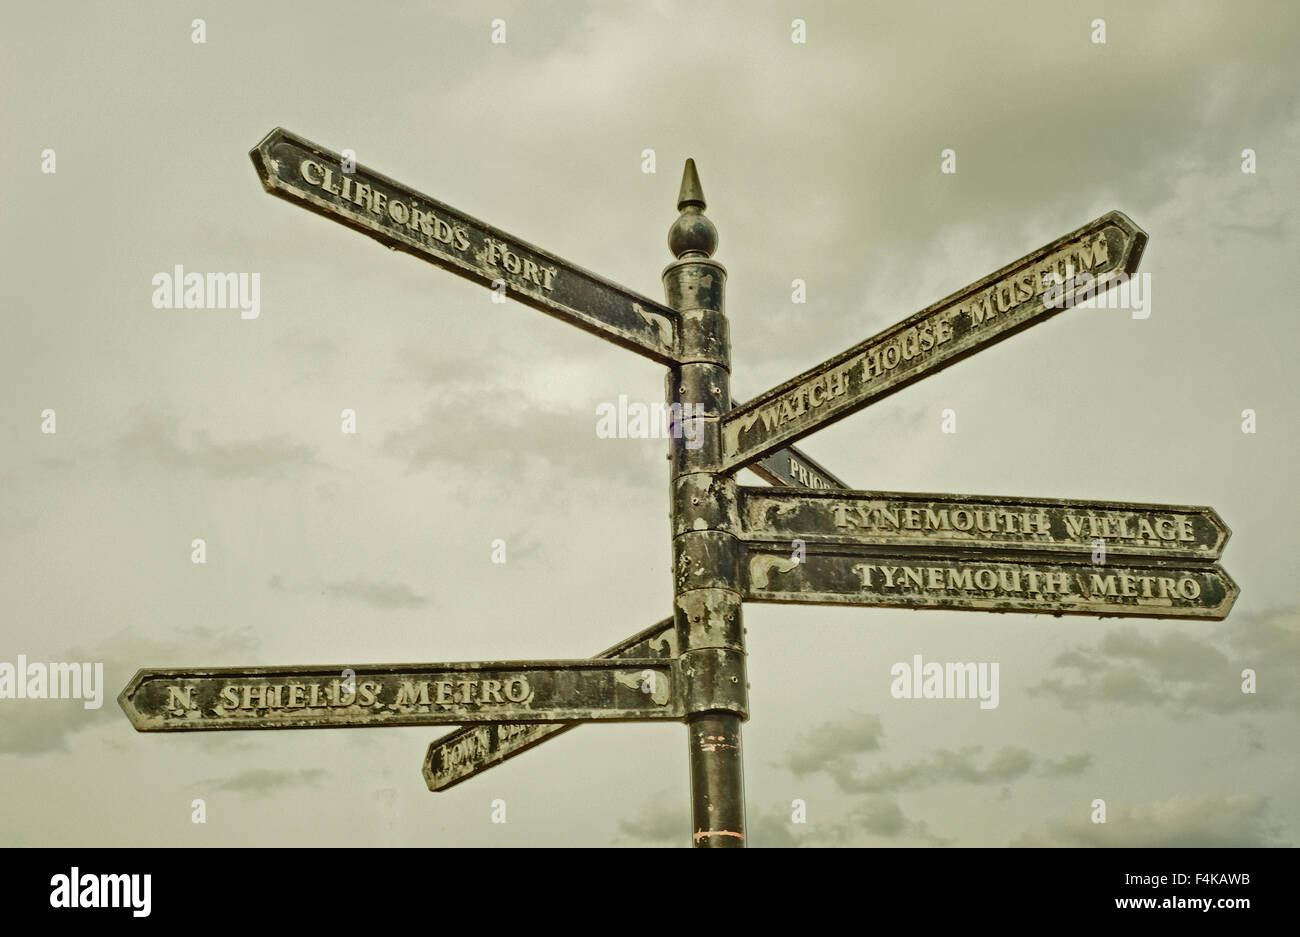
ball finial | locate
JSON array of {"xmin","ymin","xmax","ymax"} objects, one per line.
[{"xmin": 668, "ymin": 158, "xmax": 718, "ymax": 258}]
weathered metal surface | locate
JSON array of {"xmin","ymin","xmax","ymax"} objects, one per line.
[
  {"xmin": 731, "ymin": 391, "xmax": 850, "ymax": 490},
  {"xmin": 720, "ymin": 212, "xmax": 1148, "ymax": 470},
  {"xmin": 740, "ymin": 545, "xmax": 1238, "ymax": 619},
  {"xmin": 423, "ymin": 619, "xmax": 677, "ymax": 792},
  {"xmin": 250, "ymin": 128, "xmax": 681, "ymax": 364},
  {"xmin": 120, "ymin": 659, "xmax": 682, "ymax": 731},
  {"xmin": 679, "ymin": 647, "xmax": 748, "ymax": 715},
  {"xmin": 665, "ymin": 159, "xmax": 747, "ymax": 848},
  {"xmin": 738, "ymin": 487, "xmax": 1230, "ymax": 560}
]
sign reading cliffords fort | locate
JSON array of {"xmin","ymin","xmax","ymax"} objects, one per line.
[
  {"xmin": 721, "ymin": 212, "xmax": 1148, "ymax": 470},
  {"xmin": 120, "ymin": 659, "xmax": 682, "ymax": 731},
  {"xmin": 250, "ymin": 128, "xmax": 681, "ymax": 364}
]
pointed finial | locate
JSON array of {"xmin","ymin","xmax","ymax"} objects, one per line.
[
  {"xmin": 668, "ymin": 158, "xmax": 718, "ymax": 259},
  {"xmin": 677, "ymin": 158, "xmax": 706, "ymax": 211}
]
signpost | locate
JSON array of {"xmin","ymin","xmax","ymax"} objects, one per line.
[{"xmin": 118, "ymin": 128, "xmax": 1239, "ymax": 848}]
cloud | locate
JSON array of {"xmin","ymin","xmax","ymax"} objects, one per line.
[
  {"xmin": 1013, "ymin": 794, "xmax": 1287, "ymax": 848},
  {"xmin": 785, "ymin": 711, "xmax": 884, "ymax": 780},
  {"xmin": 269, "ymin": 575, "xmax": 432, "ymax": 609},
  {"xmin": 758, "ymin": 792, "xmax": 960, "ymax": 846},
  {"xmin": 381, "ymin": 386, "xmax": 662, "ymax": 486},
  {"xmin": 1030, "ymin": 607, "xmax": 1300, "ymax": 715},
  {"xmin": 837, "ymin": 797, "xmax": 952, "ymax": 846},
  {"xmin": 322, "ymin": 579, "xmax": 430, "ymax": 610},
  {"xmin": 615, "ymin": 791, "xmax": 682, "ymax": 846},
  {"xmin": 1041, "ymin": 753, "xmax": 1093, "ymax": 776},
  {"xmin": 198, "ymin": 768, "xmax": 325, "ymax": 797},
  {"xmin": 117, "ymin": 409, "xmax": 319, "ymax": 479},
  {"xmin": 784, "ymin": 714, "xmax": 1090, "ymax": 800},
  {"xmin": 0, "ymin": 626, "xmax": 260, "ymax": 756},
  {"xmin": 836, "ymin": 745, "xmax": 1037, "ymax": 795},
  {"xmin": 778, "ymin": 714, "xmax": 1093, "ymax": 845},
  {"xmin": 616, "ymin": 792, "xmax": 812, "ymax": 847}
]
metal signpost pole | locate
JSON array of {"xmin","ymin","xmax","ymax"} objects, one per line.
[{"xmin": 664, "ymin": 160, "xmax": 748, "ymax": 847}]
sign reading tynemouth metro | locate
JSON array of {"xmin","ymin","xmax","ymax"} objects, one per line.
[
  {"xmin": 740, "ymin": 547, "xmax": 1237, "ymax": 619},
  {"xmin": 118, "ymin": 129, "xmax": 1236, "ymax": 848}
]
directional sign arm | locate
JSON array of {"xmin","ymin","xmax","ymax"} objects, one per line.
[
  {"xmin": 119, "ymin": 658, "xmax": 683, "ymax": 731},
  {"xmin": 737, "ymin": 487, "xmax": 1230, "ymax": 560},
  {"xmin": 424, "ymin": 618, "xmax": 677, "ymax": 791},
  {"xmin": 251, "ymin": 128, "xmax": 681, "ymax": 364},
  {"xmin": 721, "ymin": 212, "xmax": 1149, "ymax": 471},
  {"xmin": 731, "ymin": 393, "xmax": 850, "ymax": 491},
  {"xmin": 748, "ymin": 445, "xmax": 849, "ymax": 490},
  {"xmin": 740, "ymin": 544, "xmax": 1237, "ymax": 620}
]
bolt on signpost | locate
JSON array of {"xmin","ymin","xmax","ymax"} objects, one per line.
[{"xmin": 119, "ymin": 129, "xmax": 1238, "ymax": 847}]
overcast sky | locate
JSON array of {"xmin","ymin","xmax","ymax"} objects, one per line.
[{"xmin": 2, "ymin": 0, "xmax": 1297, "ymax": 847}]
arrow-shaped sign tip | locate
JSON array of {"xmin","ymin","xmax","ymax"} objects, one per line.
[
  {"xmin": 1101, "ymin": 209, "xmax": 1149, "ymax": 273},
  {"xmin": 117, "ymin": 670, "xmax": 147, "ymax": 731},
  {"xmin": 1216, "ymin": 565, "xmax": 1242, "ymax": 621}
]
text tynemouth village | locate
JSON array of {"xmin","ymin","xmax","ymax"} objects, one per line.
[{"xmin": 115, "ymin": 128, "xmax": 1238, "ymax": 849}]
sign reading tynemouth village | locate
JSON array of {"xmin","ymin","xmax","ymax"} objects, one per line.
[{"xmin": 119, "ymin": 127, "xmax": 1238, "ymax": 848}]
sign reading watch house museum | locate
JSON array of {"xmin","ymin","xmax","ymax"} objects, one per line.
[{"xmin": 721, "ymin": 212, "xmax": 1148, "ymax": 470}]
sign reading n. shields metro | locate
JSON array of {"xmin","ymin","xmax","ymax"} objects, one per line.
[{"xmin": 120, "ymin": 659, "xmax": 683, "ymax": 731}]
